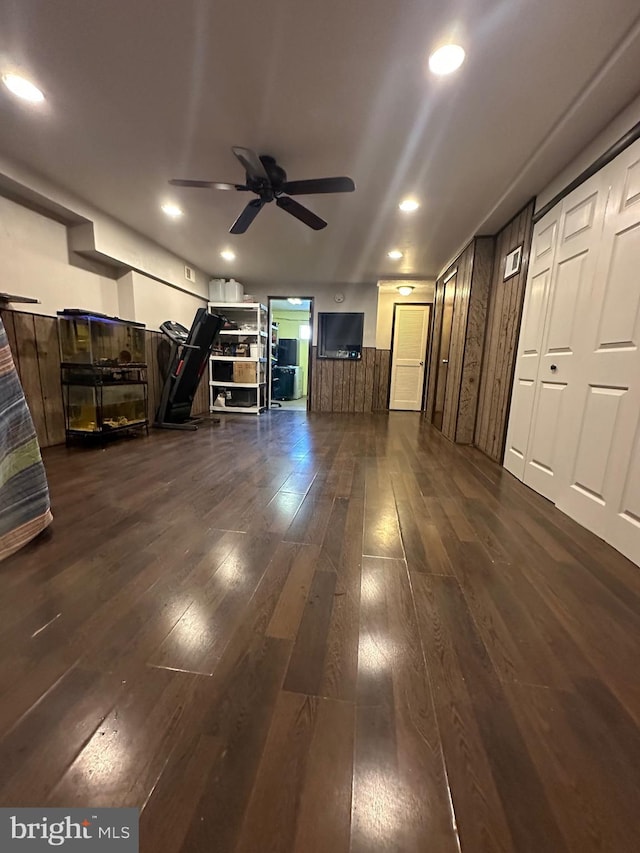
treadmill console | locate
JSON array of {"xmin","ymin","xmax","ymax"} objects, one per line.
[{"xmin": 160, "ymin": 320, "xmax": 190, "ymax": 344}]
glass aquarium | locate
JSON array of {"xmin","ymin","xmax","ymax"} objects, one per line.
[
  {"xmin": 58, "ymin": 311, "xmax": 146, "ymax": 365},
  {"xmin": 60, "ymin": 363, "xmax": 149, "ymax": 440},
  {"xmin": 62, "ymin": 376, "xmax": 148, "ymax": 434},
  {"xmin": 101, "ymin": 385, "xmax": 147, "ymax": 430},
  {"xmin": 64, "ymin": 385, "xmax": 100, "ymax": 433}
]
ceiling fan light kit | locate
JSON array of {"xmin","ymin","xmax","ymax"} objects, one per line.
[{"xmin": 169, "ymin": 146, "xmax": 355, "ymax": 234}]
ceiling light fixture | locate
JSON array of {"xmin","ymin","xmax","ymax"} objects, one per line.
[
  {"xmin": 388, "ymin": 250, "xmax": 403, "ymax": 260},
  {"xmin": 161, "ymin": 202, "xmax": 183, "ymax": 218},
  {"xmin": 2, "ymin": 72, "xmax": 45, "ymax": 103},
  {"xmin": 399, "ymin": 198, "xmax": 420, "ymax": 212},
  {"xmin": 428, "ymin": 44, "xmax": 466, "ymax": 76},
  {"xmin": 220, "ymin": 249, "xmax": 236, "ymax": 261},
  {"xmin": 397, "ymin": 285, "xmax": 414, "ymax": 296}
]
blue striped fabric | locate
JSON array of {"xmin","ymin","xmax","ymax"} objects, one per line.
[{"xmin": 0, "ymin": 317, "xmax": 52, "ymax": 561}]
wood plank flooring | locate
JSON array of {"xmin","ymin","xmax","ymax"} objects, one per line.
[{"xmin": 1, "ymin": 411, "xmax": 639, "ymax": 852}]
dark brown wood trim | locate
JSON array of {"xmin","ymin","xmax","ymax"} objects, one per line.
[{"xmin": 533, "ymin": 120, "xmax": 640, "ymax": 223}]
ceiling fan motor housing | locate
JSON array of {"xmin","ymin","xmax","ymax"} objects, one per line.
[{"xmin": 256, "ymin": 155, "xmax": 287, "ymax": 197}]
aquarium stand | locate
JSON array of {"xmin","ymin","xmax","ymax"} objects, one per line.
[{"xmin": 60, "ymin": 363, "xmax": 149, "ymax": 445}]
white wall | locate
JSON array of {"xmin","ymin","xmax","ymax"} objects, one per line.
[
  {"xmin": 248, "ymin": 282, "xmax": 379, "ymax": 348},
  {"xmin": 118, "ymin": 270, "xmax": 206, "ymax": 331},
  {"xmin": 0, "ymin": 152, "xmax": 209, "ymax": 300},
  {"xmin": 375, "ymin": 281, "xmax": 435, "ymax": 350},
  {"xmin": 0, "ymin": 195, "xmax": 119, "ymax": 317},
  {"xmin": 0, "ymin": 146, "xmax": 212, "ymax": 327},
  {"xmin": 536, "ymin": 93, "xmax": 640, "ymax": 211},
  {"xmin": 0, "ymin": 195, "xmax": 207, "ymax": 328}
]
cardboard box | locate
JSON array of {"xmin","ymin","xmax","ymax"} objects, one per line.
[{"xmin": 233, "ymin": 360, "xmax": 256, "ymax": 383}]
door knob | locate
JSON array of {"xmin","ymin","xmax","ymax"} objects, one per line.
[
  {"xmin": 550, "ymin": 364, "xmax": 557, "ymax": 371},
  {"xmin": 442, "ymin": 359, "xmax": 449, "ymax": 364}
]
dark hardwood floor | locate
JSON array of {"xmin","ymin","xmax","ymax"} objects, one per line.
[{"xmin": 1, "ymin": 411, "xmax": 639, "ymax": 852}]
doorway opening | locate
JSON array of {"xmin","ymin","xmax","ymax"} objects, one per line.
[{"xmin": 268, "ymin": 297, "xmax": 313, "ymax": 411}]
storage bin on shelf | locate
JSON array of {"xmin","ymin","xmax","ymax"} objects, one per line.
[{"xmin": 233, "ymin": 360, "xmax": 257, "ymax": 383}]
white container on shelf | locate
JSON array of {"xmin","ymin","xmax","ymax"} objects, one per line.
[
  {"xmin": 209, "ymin": 279, "xmax": 226, "ymax": 301},
  {"xmin": 224, "ymin": 279, "xmax": 244, "ymax": 302}
]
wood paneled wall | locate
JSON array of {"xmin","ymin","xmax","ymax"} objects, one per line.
[
  {"xmin": 372, "ymin": 350, "xmax": 391, "ymax": 411},
  {"xmin": 1, "ymin": 309, "xmax": 65, "ymax": 448},
  {"xmin": 475, "ymin": 200, "xmax": 535, "ymax": 462},
  {"xmin": 308, "ymin": 347, "xmax": 389, "ymax": 413},
  {"xmin": 426, "ymin": 237, "xmax": 494, "ymax": 443},
  {"xmin": 0, "ymin": 309, "xmax": 209, "ymax": 448}
]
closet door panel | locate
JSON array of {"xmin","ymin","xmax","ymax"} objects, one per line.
[
  {"xmin": 503, "ymin": 214, "xmax": 558, "ymax": 478},
  {"xmin": 556, "ymin": 143, "xmax": 640, "ymax": 565},
  {"xmin": 521, "ymin": 174, "xmax": 609, "ymax": 501}
]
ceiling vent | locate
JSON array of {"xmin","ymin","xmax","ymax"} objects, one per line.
[{"xmin": 184, "ymin": 265, "xmax": 195, "ymax": 282}]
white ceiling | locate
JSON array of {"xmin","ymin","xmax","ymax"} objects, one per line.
[{"xmin": 1, "ymin": 0, "xmax": 640, "ymax": 286}]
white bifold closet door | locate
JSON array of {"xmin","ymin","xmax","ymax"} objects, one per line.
[{"xmin": 505, "ymin": 139, "xmax": 640, "ymax": 566}]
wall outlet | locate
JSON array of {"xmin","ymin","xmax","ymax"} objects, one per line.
[{"xmin": 184, "ymin": 265, "xmax": 195, "ymax": 282}]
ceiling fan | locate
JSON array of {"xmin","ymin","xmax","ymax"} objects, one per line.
[{"xmin": 169, "ymin": 146, "xmax": 355, "ymax": 234}]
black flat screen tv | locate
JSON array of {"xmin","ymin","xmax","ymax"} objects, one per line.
[{"xmin": 318, "ymin": 312, "xmax": 364, "ymax": 360}]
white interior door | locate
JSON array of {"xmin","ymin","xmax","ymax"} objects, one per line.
[
  {"xmin": 555, "ymin": 145, "xmax": 640, "ymax": 565},
  {"xmin": 389, "ymin": 304, "xmax": 431, "ymax": 410},
  {"xmin": 504, "ymin": 208, "xmax": 560, "ymax": 480},
  {"xmin": 522, "ymin": 175, "xmax": 609, "ymax": 501}
]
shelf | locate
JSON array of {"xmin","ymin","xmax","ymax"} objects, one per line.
[
  {"xmin": 218, "ymin": 329, "xmax": 268, "ymax": 337},
  {"xmin": 62, "ymin": 380, "xmax": 148, "ymax": 387},
  {"xmin": 210, "ymin": 405, "xmax": 266, "ymax": 414},
  {"xmin": 210, "ymin": 355, "xmax": 267, "ymax": 362},
  {"xmin": 209, "ymin": 380, "xmax": 266, "ymax": 388},
  {"xmin": 208, "ymin": 302, "xmax": 267, "ymax": 416},
  {"xmin": 67, "ymin": 420, "xmax": 148, "ymax": 436}
]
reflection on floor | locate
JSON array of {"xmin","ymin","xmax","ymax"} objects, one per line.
[
  {"xmin": 1, "ymin": 412, "xmax": 639, "ymax": 852},
  {"xmin": 273, "ymin": 395, "xmax": 307, "ymax": 411}
]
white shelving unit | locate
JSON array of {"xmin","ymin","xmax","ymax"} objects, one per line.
[{"xmin": 209, "ymin": 302, "xmax": 268, "ymax": 414}]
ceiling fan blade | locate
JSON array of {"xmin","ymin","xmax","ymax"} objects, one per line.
[
  {"xmin": 281, "ymin": 176, "xmax": 355, "ymax": 195},
  {"xmin": 276, "ymin": 196, "xmax": 327, "ymax": 230},
  {"xmin": 229, "ymin": 199, "xmax": 264, "ymax": 234},
  {"xmin": 232, "ymin": 147, "xmax": 269, "ymax": 181},
  {"xmin": 169, "ymin": 179, "xmax": 248, "ymax": 190}
]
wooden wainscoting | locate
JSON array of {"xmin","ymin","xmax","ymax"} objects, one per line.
[
  {"xmin": 475, "ymin": 200, "xmax": 534, "ymax": 462},
  {"xmin": 0, "ymin": 309, "xmax": 209, "ymax": 448},
  {"xmin": 372, "ymin": 350, "xmax": 391, "ymax": 410},
  {"xmin": 1, "ymin": 309, "xmax": 64, "ymax": 448},
  {"xmin": 309, "ymin": 346, "xmax": 390, "ymax": 413}
]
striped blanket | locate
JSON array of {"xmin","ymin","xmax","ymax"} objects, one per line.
[{"xmin": 0, "ymin": 318, "xmax": 52, "ymax": 561}]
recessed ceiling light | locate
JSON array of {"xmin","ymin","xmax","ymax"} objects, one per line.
[
  {"xmin": 388, "ymin": 250, "xmax": 403, "ymax": 260},
  {"xmin": 221, "ymin": 249, "xmax": 236, "ymax": 261},
  {"xmin": 428, "ymin": 44, "xmax": 466, "ymax": 76},
  {"xmin": 161, "ymin": 202, "xmax": 183, "ymax": 218},
  {"xmin": 399, "ymin": 199, "xmax": 420, "ymax": 212},
  {"xmin": 2, "ymin": 72, "xmax": 45, "ymax": 103}
]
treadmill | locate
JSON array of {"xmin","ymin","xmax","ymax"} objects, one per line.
[{"xmin": 154, "ymin": 307, "xmax": 223, "ymax": 430}]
